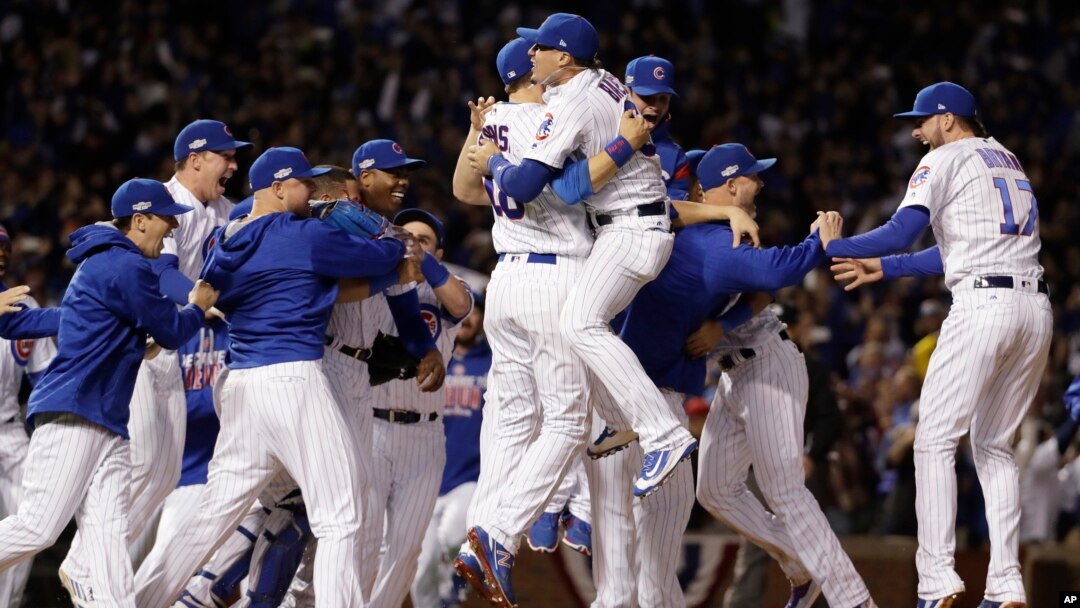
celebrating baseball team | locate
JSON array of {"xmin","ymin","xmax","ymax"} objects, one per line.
[{"xmin": 0, "ymin": 9, "xmax": 1065, "ymax": 608}]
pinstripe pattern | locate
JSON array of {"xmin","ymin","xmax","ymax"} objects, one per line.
[
  {"xmin": 483, "ymin": 103, "xmax": 593, "ymax": 258},
  {"xmin": 562, "ymin": 220, "xmax": 694, "ymax": 454},
  {"xmin": 161, "ymin": 177, "xmax": 235, "ymax": 280},
  {"xmin": 0, "ymin": 415, "xmax": 133, "ymax": 604},
  {"xmin": 697, "ymin": 336, "xmax": 870, "ymax": 605},
  {"xmin": 469, "ymin": 256, "xmax": 590, "ymax": 554},
  {"xmin": 547, "ymin": 456, "xmax": 590, "ymax": 519},
  {"xmin": 527, "ymin": 70, "xmax": 667, "ymax": 213},
  {"xmin": 134, "ymin": 484, "xmax": 203, "ymax": 592},
  {"xmin": 134, "ymin": 360, "xmax": 367, "ymax": 608},
  {"xmin": 914, "ymin": 287, "xmax": 1051, "ymax": 602},
  {"xmin": 411, "ymin": 480, "xmax": 476, "ymax": 606},
  {"xmin": 587, "ymin": 389, "xmax": 694, "ymax": 608}
]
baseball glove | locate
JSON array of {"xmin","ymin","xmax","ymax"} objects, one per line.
[
  {"xmin": 312, "ymin": 199, "xmax": 390, "ymax": 239},
  {"xmin": 366, "ymin": 331, "xmax": 420, "ymax": 386}
]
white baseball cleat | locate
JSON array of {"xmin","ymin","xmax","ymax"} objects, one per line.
[{"xmin": 587, "ymin": 426, "xmax": 638, "ymax": 459}]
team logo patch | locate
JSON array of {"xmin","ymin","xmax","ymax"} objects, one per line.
[
  {"xmin": 223, "ymin": 124, "xmax": 233, "ymax": 135},
  {"xmin": 359, "ymin": 158, "xmax": 375, "ymax": 170},
  {"xmin": 507, "ymin": 69, "xmax": 516, "ymax": 79},
  {"xmin": 626, "ymin": 75, "xmax": 635, "ymax": 84},
  {"xmin": 420, "ymin": 303, "xmax": 442, "ymax": 341},
  {"xmin": 653, "ymin": 66, "xmax": 666, "ymax": 80},
  {"xmin": 188, "ymin": 138, "xmax": 207, "ymax": 150},
  {"xmin": 10, "ymin": 339, "xmax": 32, "ymax": 366},
  {"xmin": 392, "ymin": 142, "xmax": 404, "ymax": 154},
  {"xmin": 909, "ymin": 166, "xmax": 931, "ymax": 188},
  {"xmin": 721, "ymin": 164, "xmax": 739, "ymax": 177},
  {"xmin": 133, "ymin": 201, "xmax": 153, "ymax": 211},
  {"xmin": 273, "ymin": 167, "xmax": 293, "ymax": 179},
  {"xmin": 536, "ymin": 112, "xmax": 555, "ymax": 141},
  {"xmin": 937, "ymin": 103, "xmax": 946, "ymax": 110}
]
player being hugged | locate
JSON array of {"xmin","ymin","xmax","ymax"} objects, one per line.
[{"xmin": 827, "ymin": 83, "xmax": 1051, "ymax": 608}]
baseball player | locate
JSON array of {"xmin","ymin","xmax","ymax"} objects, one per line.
[
  {"xmin": 685, "ymin": 145, "xmax": 875, "ymax": 608},
  {"xmin": 61, "ymin": 119, "xmax": 251, "ymax": 602},
  {"xmin": 828, "ymin": 82, "xmax": 1051, "ymax": 608},
  {"xmin": 134, "ymin": 147, "xmax": 408, "ymax": 608},
  {"xmin": 624, "ymin": 55, "xmax": 690, "ymax": 200},
  {"xmin": 0, "ymin": 225, "xmax": 57, "ymax": 606},
  {"xmin": 0, "ymin": 178, "xmax": 214, "ymax": 604}
]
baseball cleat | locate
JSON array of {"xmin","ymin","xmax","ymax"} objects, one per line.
[
  {"xmin": 59, "ymin": 567, "xmax": 95, "ymax": 607},
  {"xmin": 587, "ymin": 426, "xmax": 639, "ymax": 459},
  {"xmin": 917, "ymin": 594, "xmax": 962, "ymax": 608},
  {"xmin": 467, "ymin": 526, "xmax": 518, "ymax": 607},
  {"xmin": 785, "ymin": 579, "xmax": 822, "ymax": 608},
  {"xmin": 452, "ymin": 548, "xmax": 494, "ymax": 602},
  {"xmin": 633, "ymin": 438, "xmax": 697, "ymax": 497},
  {"xmin": 976, "ymin": 601, "xmax": 1025, "ymax": 608},
  {"xmin": 526, "ymin": 511, "xmax": 561, "ymax": 552},
  {"xmin": 560, "ymin": 511, "xmax": 592, "ymax": 556}
]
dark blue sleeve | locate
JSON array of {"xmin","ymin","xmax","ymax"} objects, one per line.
[
  {"xmin": 385, "ymin": 289, "xmax": 436, "ymax": 359},
  {"xmin": 666, "ymin": 152, "xmax": 691, "ymax": 201},
  {"xmin": 489, "ymin": 156, "xmax": 558, "ymax": 202},
  {"xmin": 114, "ymin": 262, "xmax": 204, "ymax": 350},
  {"xmin": 703, "ymin": 231, "xmax": 825, "ymax": 295},
  {"xmin": 881, "ymin": 246, "xmax": 944, "ymax": 278},
  {"xmin": 302, "ymin": 221, "xmax": 406, "ymax": 279},
  {"xmin": 150, "ymin": 254, "xmax": 195, "ymax": 306},
  {"xmin": 717, "ymin": 298, "xmax": 753, "ymax": 332},
  {"xmin": 824, "ymin": 206, "xmax": 930, "ymax": 258}
]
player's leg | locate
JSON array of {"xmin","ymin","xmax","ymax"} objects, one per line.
[
  {"xmin": 134, "ymin": 483, "xmax": 205, "ymax": 594},
  {"xmin": 410, "ymin": 494, "xmax": 448, "ymax": 607},
  {"xmin": 369, "ymin": 423, "xmax": 445, "ymax": 607},
  {"xmin": 435, "ymin": 481, "xmax": 475, "ymax": 603},
  {"xmin": 634, "ymin": 390, "xmax": 694, "ymax": 608},
  {"xmin": 560, "ymin": 224, "xmax": 693, "ymax": 460},
  {"xmin": 363, "ymin": 418, "xmax": 394, "ymax": 596},
  {"xmin": 0, "ymin": 420, "xmax": 32, "ymax": 606},
  {"xmin": 968, "ymin": 291, "xmax": 1051, "ymax": 603},
  {"xmin": 265, "ymin": 361, "xmax": 367, "ymax": 607},
  {"xmin": 530, "ymin": 463, "xmax": 575, "ymax": 553},
  {"xmin": 736, "ymin": 343, "xmax": 869, "ymax": 606},
  {"xmin": 695, "ymin": 374, "xmax": 811, "ymax": 585},
  {"xmin": 562, "ymin": 457, "xmax": 593, "ymax": 555}
]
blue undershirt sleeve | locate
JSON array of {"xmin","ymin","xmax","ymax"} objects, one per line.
[
  {"xmin": 150, "ymin": 254, "xmax": 195, "ymax": 306},
  {"xmin": 550, "ymin": 159, "xmax": 592, "ymax": 205},
  {"xmin": 489, "ymin": 156, "xmax": 558, "ymax": 202},
  {"xmin": 824, "ymin": 206, "xmax": 930, "ymax": 258},
  {"xmin": 385, "ymin": 289, "xmax": 436, "ymax": 359},
  {"xmin": 880, "ymin": 246, "xmax": 944, "ymax": 278}
]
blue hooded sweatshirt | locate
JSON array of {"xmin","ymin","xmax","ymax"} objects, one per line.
[
  {"xmin": 28, "ymin": 224, "xmax": 204, "ymax": 437},
  {"xmin": 0, "ymin": 281, "xmax": 59, "ymax": 339},
  {"xmin": 200, "ymin": 212, "xmax": 405, "ymax": 368}
]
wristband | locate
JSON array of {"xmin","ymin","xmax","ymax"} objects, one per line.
[
  {"xmin": 604, "ymin": 135, "xmax": 635, "ymax": 167},
  {"xmin": 421, "ymin": 253, "xmax": 450, "ymax": 288}
]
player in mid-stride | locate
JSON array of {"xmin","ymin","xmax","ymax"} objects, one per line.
[{"xmin": 828, "ymin": 82, "xmax": 1051, "ymax": 608}]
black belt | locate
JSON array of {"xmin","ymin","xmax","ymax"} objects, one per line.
[
  {"xmin": 593, "ymin": 201, "xmax": 667, "ymax": 226},
  {"xmin": 719, "ymin": 330, "xmax": 791, "ymax": 372},
  {"xmin": 324, "ymin": 335, "xmax": 370, "ymax": 361},
  {"xmin": 973, "ymin": 275, "xmax": 1049, "ymax": 295},
  {"xmin": 373, "ymin": 408, "xmax": 439, "ymax": 424}
]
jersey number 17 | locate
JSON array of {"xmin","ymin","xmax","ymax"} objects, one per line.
[{"xmin": 993, "ymin": 177, "xmax": 1038, "ymax": 236}]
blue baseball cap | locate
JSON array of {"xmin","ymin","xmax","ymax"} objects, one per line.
[
  {"xmin": 111, "ymin": 178, "xmax": 194, "ymax": 218},
  {"xmin": 351, "ymin": 140, "xmax": 426, "ymax": 176},
  {"xmin": 229, "ymin": 195, "xmax": 253, "ymax": 220},
  {"xmin": 497, "ymin": 38, "xmax": 534, "ymax": 85},
  {"xmin": 248, "ymin": 147, "xmax": 331, "ymax": 192},
  {"xmin": 394, "ymin": 208, "xmax": 444, "ymax": 248},
  {"xmin": 685, "ymin": 149, "xmax": 706, "ymax": 176},
  {"xmin": 697, "ymin": 144, "xmax": 777, "ymax": 192},
  {"xmin": 625, "ymin": 56, "xmax": 677, "ymax": 96},
  {"xmin": 516, "ymin": 13, "xmax": 599, "ymax": 61},
  {"xmin": 894, "ymin": 82, "xmax": 977, "ymax": 118},
  {"xmin": 173, "ymin": 119, "xmax": 252, "ymax": 161}
]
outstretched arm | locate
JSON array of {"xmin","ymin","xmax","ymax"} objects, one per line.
[{"xmin": 824, "ymin": 206, "xmax": 930, "ymax": 258}]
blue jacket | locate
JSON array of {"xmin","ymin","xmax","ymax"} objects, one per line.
[
  {"xmin": 653, "ymin": 122, "xmax": 691, "ymax": 201},
  {"xmin": 621, "ymin": 223, "xmax": 823, "ymax": 395},
  {"xmin": 0, "ymin": 280, "xmax": 60, "ymax": 339},
  {"xmin": 28, "ymin": 225, "xmax": 204, "ymax": 437},
  {"xmin": 201, "ymin": 213, "xmax": 405, "ymax": 368}
]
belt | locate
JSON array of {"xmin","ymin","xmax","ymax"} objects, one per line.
[
  {"xmin": 593, "ymin": 201, "xmax": 667, "ymax": 226},
  {"xmin": 973, "ymin": 275, "xmax": 1049, "ymax": 295},
  {"xmin": 373, "ymin": 408, "xmax": 439, "ymax": 424},
  {"xmin": 719, "ymin": 330, "xmax": 791, "ymax": 372},
  {"xmin": 497, "ymin": 253, "xmax": 557, "ymax": 264},
  {"xmin": 324, "ymin": 335, "xmax": 370, "ymax": 361}
]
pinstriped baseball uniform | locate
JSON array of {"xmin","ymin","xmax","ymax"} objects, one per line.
[
  {"xmin": 467, "ymin": 100, "xmax": 594, "ymax": 556},
  {"xmin": 545, "ymin": 456, "xmax": 591, "ymax": 522},
  {"xmin": 696, "ymin": 311, "xmax": 870, "ymax": 605},
  {"xmin": 525, "ymin": 69, "xmax": 693, "ymax": 456},
  {"xmin": 365, "ymin": 281, "xmax": 463, "ymax": 608},
  {"xmin": 585, "ymin": 387, "xmax": 694, "ymax": 608},
  {"xmin": 897, "ymin": 137, "xmax": 1051, "ymax": 602},
  {"xmin": 0, "ymin": 297, "xmax": 54, "ymax": 606}
]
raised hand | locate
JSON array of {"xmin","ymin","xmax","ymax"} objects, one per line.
[
  {"xmin": 467, "ymin": 140, "xmax": 502, "ymax": 176},
  {"xmin": 0, "ymin": 285, "xmax": 30, "ymax": 314},
  {"xmin": 469, "ymin": 96, "xmax": 497, "ymax": 132},
  {"xmin": 618, "ymin": 109, "xmax": 651, "ymax": 151},
  {"xmin": 830, "ymin": 257, "xmax": 883, "ymax": 291}
]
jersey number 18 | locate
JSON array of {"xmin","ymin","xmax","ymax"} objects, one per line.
[{"xmin": 483, "ymin": 177, "xmax": 525, "ymax": 220}]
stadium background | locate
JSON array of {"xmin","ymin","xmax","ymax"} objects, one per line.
[{"xmin": 1, "ymin": 0, "xmax": 1078, "ymax": 605}]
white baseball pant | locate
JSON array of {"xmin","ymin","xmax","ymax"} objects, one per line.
[
  {"xmin": 587, "ymin": 388, "xmax": 694, "ymax": 608},
  {"xmin": 561, "ymin": 217, "xmax": 692, "ymax": 454},
  {"xmin": 0, "ymin": 414, "xmax": 133, "ymax": 605},
  {"xmin": 696, "ymin": 336, "xmax": 869, "ymax": 606},
  {"xmin": 0, "ymin": 418, "xmax": 32, "ymax": 606},
  {"xmin": 914, "ymin": 286, "xmax": 1051, "ymax": 602},
  {"xmin": 134, "ymin": 360, "xmax": 368, "ymax": 608},
  {"xmin": 64, "ymin": 352, "xmax": 187, "ymax": 592},
  {"xmin": 411, "ymin": 481, "xmax": 476, "ymax": 607},
  {"xmin": 546, "ymin": 457, "xmax": 591, "ymax": 521},
  {"xmin": 476, "ymin": 255, "xmax": 591, "ymax": 553}
]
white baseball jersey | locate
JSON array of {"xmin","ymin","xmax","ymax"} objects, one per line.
[
  {"xmin": 0, "ymin": 297, "xmax": 55, "ymax": 422},
  {"xmin": 481, "ymin": 102, "xmax": 592, "ymax": 258},
  {"xmin": 163, "ymin": 176, "xmax": 235, "ymax": 279},
  {"xmin": 714, "ymin": 308, "xmax": 786, "ymax": 351},
  {"xmin": 898, "ymin": 137, "xmax": 1043, "ymax": 291},
  {"xmin": 525, "ymin": 69, "xmax": 668, "ymax": 214}
]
